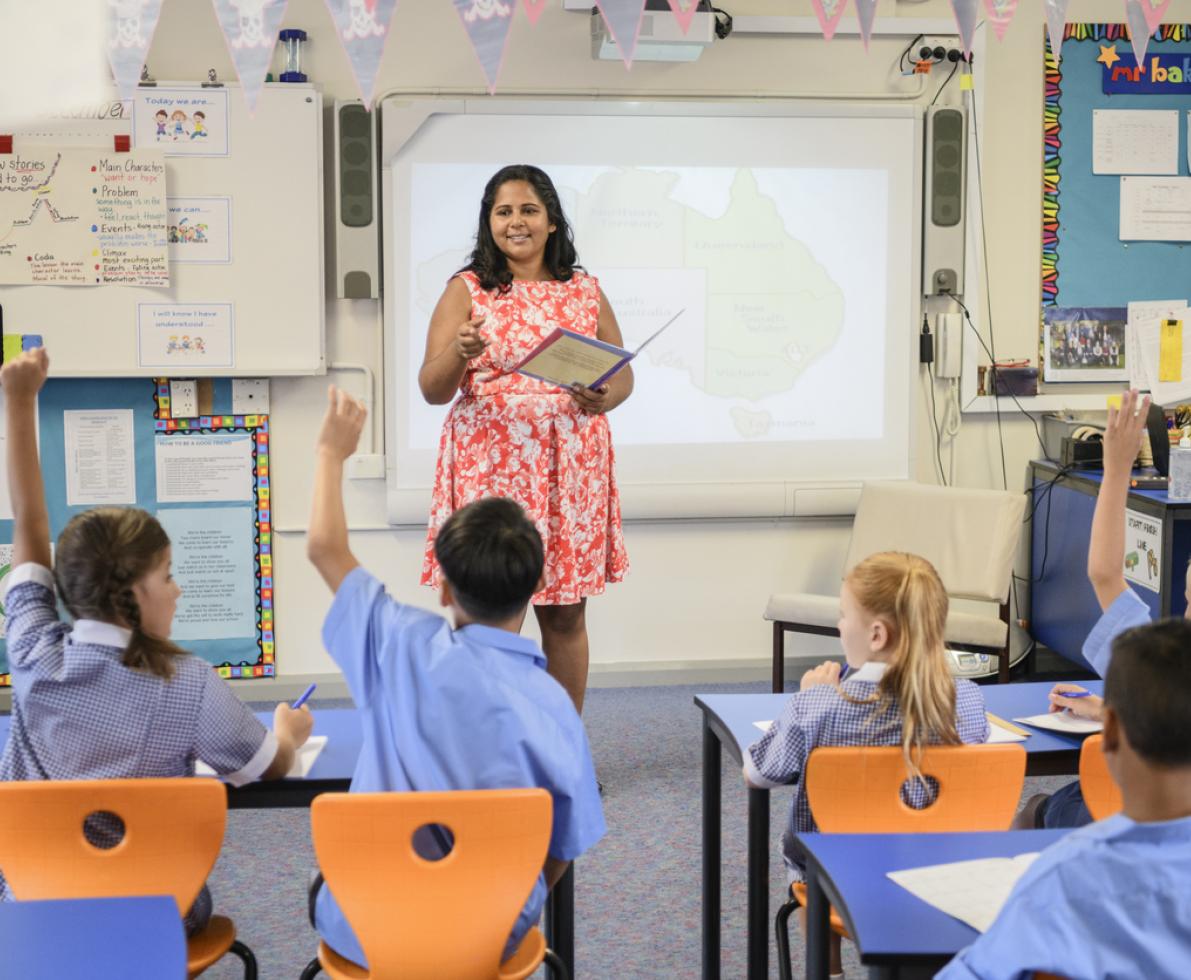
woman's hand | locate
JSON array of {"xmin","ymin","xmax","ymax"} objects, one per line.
[
  {"xmin": 569, "ymin": 383, "xmax": 610, "ymax": 414},
  {"xmin": 800, "ymin": 661, "xmax": 842, "ymax": 692},
  {"xmin": 1047, "ymin": 683, "xmax": 1104, "ymax": 720},
  {"xmin": 455, "ymin": 315, "xmax": 487, "ymax": 361}
]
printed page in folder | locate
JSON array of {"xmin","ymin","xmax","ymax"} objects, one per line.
[
  {"xmin": 514, "ymin": 328, "xmax": 632, "ymax": 388},
  {"xmin": 887, "ymin": 853, "xmax": 1040, "ymax": 933}
]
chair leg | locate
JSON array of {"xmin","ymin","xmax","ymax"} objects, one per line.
[
  {"xmin": 772, "ymin": 622, "xmax": 785, "ymax": 693},
  {"xmin": 227, "ymin": 940, "xmax": 258, "ymax": 980},
  {"xmin": 775, "ymin": 895, "xmax": 798, "ymax": 980},
  {"xmin": 544, "ymin": 947, "xmax": 570, "ymax": 980},
  {"xmin": 298, "ymin": 957, "xmax": 322, "ymax": 980}
]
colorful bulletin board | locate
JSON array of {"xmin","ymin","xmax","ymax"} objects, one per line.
[
  {"xmin": 0, "ymin": 376, "xmax": 273, "ymax": 685},
  {"xmin": 1042, "ymin": 22, "xmax": 1191, "ymax": 378}
]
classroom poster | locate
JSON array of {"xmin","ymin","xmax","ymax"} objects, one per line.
[
  {"xmin": 167, "ymin": 197, "xmax": 232, "ymax": 263},
  {"xmin": 137, "ymin": 303, "xmax": 234, "ymax": 368},
  {"xmin": 132, "ymin": 88, "xmax": 230, "ymax": 156},
  {"xmin": 1124, "ymin": 507, "xmax": 1162, "ymax": 593},
  {"xmin": 154, "ymin": 431, "xmax": 254, "ymax": 503},
  {"xmin": 0, "ymin": 148, "xmax": 169, "ymax": 286},
  {"xmin": 63, "ymin": 409, "xmax": 137, "ymax": 506}
]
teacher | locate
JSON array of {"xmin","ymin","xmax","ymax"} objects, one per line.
[{"xmin": 418, "ymin": 164, "xmax": 632, "ymax": 713}]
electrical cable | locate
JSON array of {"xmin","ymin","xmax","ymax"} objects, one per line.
[
  {"xmin": 925, "ymin": 363, "xmax": 948, "ymax": 486},
  {"xmin": 929, "ymin": 59, "xmax": 960, "ymax": 106}
]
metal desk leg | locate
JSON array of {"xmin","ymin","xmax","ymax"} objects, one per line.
[
  {"xmin": 747, "ymin": 786, "xmax": 769, "ymax": 980},
  {"xmin": 544, "ymin": 864, "xmax": 574, "ymax": 978},
  {"xmin": 805, "ymin": 868, "xmax": 830, "ymax": 980},
  {"xmin": 702, "ymin": 720, "xmax": 722, "ymax": 980}
]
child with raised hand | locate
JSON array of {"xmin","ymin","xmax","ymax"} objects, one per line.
[
  {"xmin": 0, "ymin": 348, "xmax": 313, "ymax": 933},
  {"xmin": 745, "ymin": 552, "xmax": 989, "ymax": 975}
]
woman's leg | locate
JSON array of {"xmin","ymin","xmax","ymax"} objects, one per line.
[{"xmin": 534, "ymin": 599, "xmax": 589, "ymax": 714}]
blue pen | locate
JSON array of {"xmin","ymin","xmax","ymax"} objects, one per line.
[
  {"xmin": 839, "ymin": 664, "xmax": 850, "ymax": 682},
  {"xmin": 1057, "ymin": 690, "xmax": 1093, "ymax": 698},
  {"xmin": 292, "ymin": 683, "xmax": 316, "ymax": 709}
]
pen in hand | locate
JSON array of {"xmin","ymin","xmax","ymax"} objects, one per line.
[{"xmin": 292, "ymin": 683, "xmax": 316, "ymax": 709}]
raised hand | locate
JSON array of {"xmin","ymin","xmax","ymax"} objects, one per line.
[
  {"xmin": 0, "ymin": 347, "xmax": 49, "ymax": 400},
  {"xmin": 316, "ymin": 385, "xmax": 367, "ymax": 462}
]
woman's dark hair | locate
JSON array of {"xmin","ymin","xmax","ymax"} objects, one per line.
[
  {"xmin": 434, "ymin": 497, "xmax": 544, "ymax": 622},
  {"xmin": 462, "ymin": 165, "xmax": 580, "ymax": 292},
  {"xmin": 54, "ymin": 507, "xmax": 187, "ymax": 679}
]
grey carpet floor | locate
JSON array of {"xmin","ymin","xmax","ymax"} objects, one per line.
[{"xmin": 197, "ymin": 682, "xmax": 1073, "ymax": 979}]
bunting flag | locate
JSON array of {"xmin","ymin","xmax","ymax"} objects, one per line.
[
  {"xmin": 1043, "ymin": 0, "xmax": 1071, "ymax": 63},
  {"xmin": 982, "ymin": 0, "xmax": 1018, "ymax": 43},
  {"xmin": 1124, "ymin": 0, "xmax": 1166, "ymax": 68},
  {"xmin": 810, "ymin": 0, "xmax": 847, "ymax": 42},
  {"xmin": 211, "ymin": 0, "xmax": 289, "ymax": 112},
  {"xmin": 522, "ymin": 0, "xmax": 548, "ymax": 25},
  {"xmin": 1137, "ymin": 0, "xmax": 1172, "ymax": 32},
  {"xmin": 453, "ymin": 0, "xmax": 515, "ymax": 93},
  {"xmin": 950, "ymin": 0, "xmax": 980, "ymax": 56},
  {"xmin": 666, "ymin": 0, "xmax": 700, "ymax": 35},
  {"xmin": 854, "ymin": 0, "xmax": 879, "ymax": 51},
  {"xmin": 324, "ymin": 0, "xmax": 399, "ymax": 108},
  {"xmin": 108, "ymin": 0, "xmax": 165, "ymax": 104},
  {"xmin": 595, "ymin": 0, "xmax": 647, "ymax": 67}
]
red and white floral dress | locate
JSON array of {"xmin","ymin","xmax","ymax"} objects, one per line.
[{"xmin": 421, "ymin": 270, "xmax": 629, "ymax": 606}]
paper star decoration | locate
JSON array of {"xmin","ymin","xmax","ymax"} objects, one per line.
[{"xmin": 1097, "ymin": 43, "xmax": 1121, "ymax": 68}]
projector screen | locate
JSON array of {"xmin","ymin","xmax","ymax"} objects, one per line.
[{"xmin": 382, "ymin": 100, "xmax": 921, "ymax": 523}]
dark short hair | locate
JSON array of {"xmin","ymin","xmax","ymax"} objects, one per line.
[
  {"xmin": 1105, "ymin": 619, "xmax": 1191, "ymax": 767},
  {"xmin": 462, "ymin": 165, "xmax": 580, "ymax": 292},
  {"xmin": 434, "ymin": 497, "xmax": 543, "ymax": 622}
]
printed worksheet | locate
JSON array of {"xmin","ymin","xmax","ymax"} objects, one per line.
[
  {"xmin": 1013, "ymin": 712, "xmax": 1102, "ymax": 735},
  {"xmin": 887, "ymin": 853, "xmax": 1040, "ymax": 933}
]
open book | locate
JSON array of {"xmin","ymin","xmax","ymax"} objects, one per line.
[
  {"xmin": 887, "ymin": 852, "xmax": 1040, "ymax": 932},
  {"xmin": 195, "ymin": 735, "xmax": 327, "ymax": 780},
  {"xmin": 513, "ymin": 309, "xmax": 682, "ymax": 389}
]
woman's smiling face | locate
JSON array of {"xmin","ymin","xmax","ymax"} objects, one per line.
[{"xmin": 489, "ymin": 179, "xmax": 556, "ymax": 267}]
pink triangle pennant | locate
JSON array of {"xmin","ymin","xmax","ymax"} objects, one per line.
[
  {"xmin": 950, "ymin": 0, "xmax": 980, "ymax": 56},
  {"xmin": 324, "ymin": 0, "xmax": 400, "ymax": 110},
  {"xmin": 211, "ymin": 0, "xmax": 290, "ymax": 113},
  {"xmin": 596, "ymin": 0, "xmax": 647, "ymax": 68},
  {"xmin": 810, "ymin": 0, "xmax": 848, "ymax": 42},
  {"xmin": 108, "ymin": 0, "xmax": 166, "ymax": 104},
  {"xmin": 453, "ymin": 0, "xmax": 516, "ymax": 94},
  {"xmin": 667, "ymin": 0, "xmax": 700, "ymax": 35},
  {"xmin": 982, "ymin": 0, "xmax": 1018, "ymax": 43},
  {"xmin": 1124, "ymin": 0, "xmax": 1163, "ymax": 69},
  {"xmin": 1138, "ymin": 0, "xmax": 1172, "ymax": 33},
  {"xmin": 854, "ymin": 0, "xmax": 879, "ymax": 52},
  {"xmin": 1043, "ymin": 0, "xmax": 1071, "ymax": 64},
  {"xmin": 522, "ymin": 0, "xmax": 548, "ymax": 25}
]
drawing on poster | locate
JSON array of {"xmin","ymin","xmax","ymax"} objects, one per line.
[
  {"xmin": 137, "ymin": 303, "xmax": 234, "ymax": 368},
  {"xmin": 132, "ymin": 88, "xmax": 230, "ymax": 157},
  {"xmin": 167, "ymin": 197, "xmax": 232, "ymax": 263},
  {"xmin": 1124, "ymin": 507, "xmax": 1162, "ymax": 593}
]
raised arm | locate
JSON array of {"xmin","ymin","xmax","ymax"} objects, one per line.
[
  {"xmin": 306, "ymin": 386, "xmax": 366, "ymax": 593},
  {"xmin": 1, "ymin": 349, "xmax": 52, "ymax": 569},
  {"xmin": 419, "ymin": 277, "xmax": 485, "ymax": 405},
  {"xmin": 1087, "ymin": 389, "xmax": 1149, "ymax": 611},
  {"xmin": 568, "ymin": 288, "xmax": 635, "ymax": 415}
]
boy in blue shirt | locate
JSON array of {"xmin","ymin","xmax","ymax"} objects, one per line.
[
  {"xmin": 304, "ymin": 387, "xmax": 605, "ymax": 969},
  {"xmin": 940, "ymin": 618, "xmax": 1191, "ymax": 979}
]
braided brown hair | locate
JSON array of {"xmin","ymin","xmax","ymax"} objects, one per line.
[{"xmin": 53, "ymin": 508, "xmax": 187, "ymax": 678}]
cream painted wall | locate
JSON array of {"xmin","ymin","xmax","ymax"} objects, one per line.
[{"xmin": 144, "ymin": 0, "xmax": 1191, "ymax": 680}]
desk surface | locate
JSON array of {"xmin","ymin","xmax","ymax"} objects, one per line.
[
  {"xmin": 695, "ymin": 680, "xmax": 1103, "ymax": 769},
  {"xmin": 1031, "ymin": 458, "xmax": 1191, "ymax": 507},
  {"xmin": 797, "ymin": 829, "xmax": 1068, "ymax": 965},
  {"xmin": 0, "ymin": 895, "xmax": 186, "ymax": 979}
]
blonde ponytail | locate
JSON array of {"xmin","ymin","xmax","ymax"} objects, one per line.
[{"xmin": 844, "ymin": 552, "xmax": 959, "ymax": 781}]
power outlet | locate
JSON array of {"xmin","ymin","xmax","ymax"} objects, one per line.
[
  {"xmin": 916, "ymin": 35, "xmax": 963, "ymax": 63},
  {"xmin": 169, "ymin": 379, "xmax": 198, "ymax": 419},
  {"xmin": 232, "ymin": 378, "xmax": 270, "ymax": 415}
]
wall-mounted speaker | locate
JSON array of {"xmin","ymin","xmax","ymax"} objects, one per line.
[
  {"xmin": 922, "ymin": 105, "xmax": 967, "ymax": 297},
  {"xmin": 326, "ymin": 100, "xmax": 380, "ymax": 299}
]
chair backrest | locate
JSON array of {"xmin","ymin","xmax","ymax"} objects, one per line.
[
  {"xmin": 844, "ymin": 481, "xmax": 1027, "ymax": 602},
  {"xmin": 1078, "ymin": 734, "xmax": 1123, "ymax": 821},
  {"xmin": 0, "ymin": 778, "xmax": 226, "ymax": 915},
  {"xmin": 805, "ymin": 745, "xmax": 1026, "ymax": 832},
  {"xmin": 310, "ymin": 789, "xmax": 552, "ymax": 978}
]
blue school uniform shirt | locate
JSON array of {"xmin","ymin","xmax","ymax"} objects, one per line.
[
  {"xmin": 0, "ymin": 563, "xmax": 276, "ymax": 907},
  {"xmin": 1081, "ymin": 585, "xmax": 1151, "ymax": 678},
  {"xmin": 313, "ymin": 567, "xmax": 606, "ymax": 967},
  {"xmin": 938, "ymin": 813, "xmax": 1191, "ymax": 980},
  {"xmin": 744, "ymin": 661, "xmax": 989, "ymax": 881}
]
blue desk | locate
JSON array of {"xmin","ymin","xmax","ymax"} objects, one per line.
[
  {"xmin": 0, "ymin": 895, "xmax": 186, "ymax": 979},
  {"xmin": 797, "ymin": 829, "xmax": 1068, "ymax": 979},
  {"xmin": 694, "ymin": 682, "xmax": 1101, "ymax": 980}
]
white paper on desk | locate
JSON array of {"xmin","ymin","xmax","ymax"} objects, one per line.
[
  {"xmin": 1093, "ymin": 110, "xmax": 1180, "ymax": 175},
  {"xmin": 1127, "ymin": 300, "xmax": 1186, "ymax": 390},
  {"xmin": 753, "ymin": 720, "xmax": 773, "ymax": 732},
  {"xmin": 1120, "ymin": 176, "xmax": 1191, "ymax": 242},
  {"xmin": 195, "ymin": 735, "xmax": 327, "ymax": 779},
  {"xmin": 1013, "ymin": 713, "xmax": 1103, "ymax": 735},
  {"xmin": 986, "ymin": 724, "xmax": 1027, "ymax": 744},
  {"xmin": 887, "ymin": 853, "xmax": 1040, "ymax": 933},
  {"xmin": 1135, "ymin": 315, "xmax": 1191, "ymax": 404}
]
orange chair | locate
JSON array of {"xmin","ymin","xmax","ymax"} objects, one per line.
[
  {"xmin": 1078, "ymin": 733, "xmax": 1123, "ymax": 821},
  {"xmin": 299, "ymin": 789, "xmax": 567, "ymax": 980},
  {"xmin": 777, "ymin": 743, "xmax": 1027, "ymax": 980},
  {"xmin": 0, "ymin": 778, "xmax": 256, "ymax": 978}
]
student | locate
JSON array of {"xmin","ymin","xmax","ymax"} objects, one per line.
[
  {"xmin": 0, "ymin": 348, "xmax": 313, "ymax": 932},
  {"xmin": 744, "ymin": 552, "xmax": 989, "ymax": 974},
  {"xmin": 1015, "ymin": 388, "xmax": 1169, "ymax": 829},
  {"xmin": 305, "ymin": 386, "xmax": 605, "ymax": 969},
  {"xmin": 939, "ymin": 618, "xmax": 1191, "ymax": 979}
]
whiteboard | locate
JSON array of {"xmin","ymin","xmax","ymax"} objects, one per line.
[
  {"xmin": 1, "ymin": 83, "xmax": 325, "ymax": 377},
  {"xmin": 381, "ymin": 98, "xmax": 921, "ymax": 522}
]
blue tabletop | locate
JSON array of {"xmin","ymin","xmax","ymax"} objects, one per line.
[
  {"xmin": 796, "ymin": 829, "xmax": 1069, "ymax": 963},
  {"xmin": 0, "ymin": 895, "xmax": 186, "ymax": 979},
  {"xmin": 695, "ymin": 680, "xmax": 1104, "ymax": 762}
]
